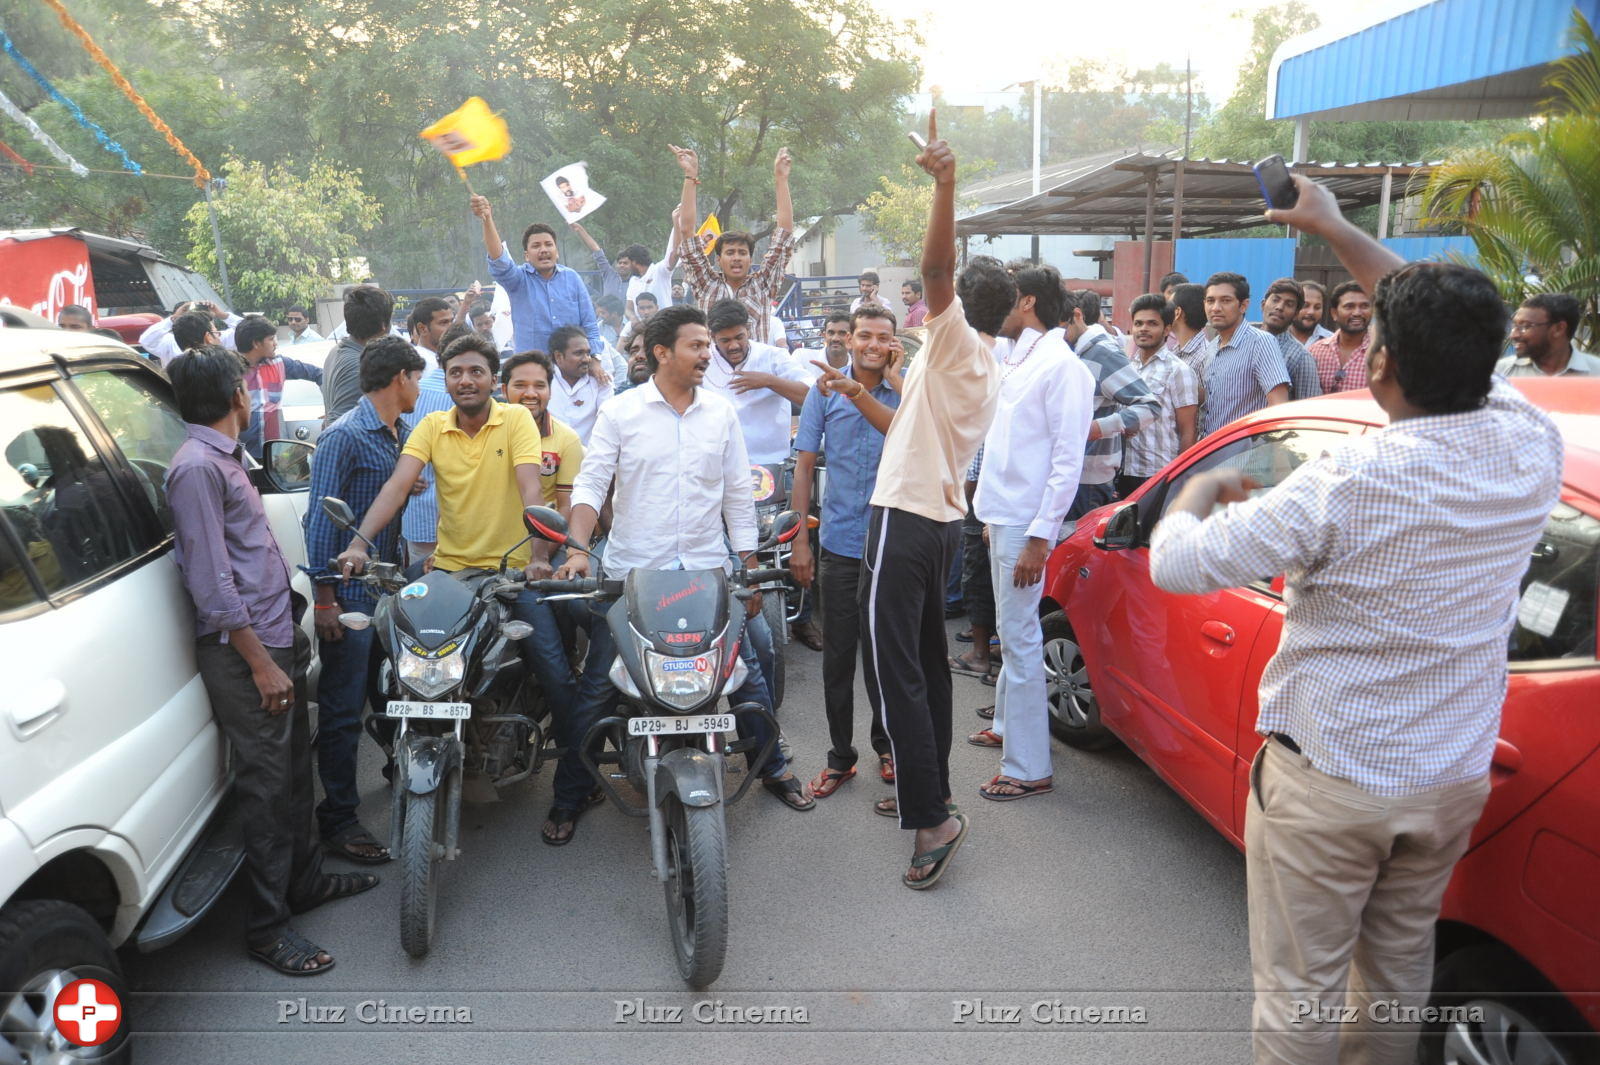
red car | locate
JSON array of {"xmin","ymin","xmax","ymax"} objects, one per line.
[{"xmin": 1041, "ymin": 379, "xmax": 1600, "ymax": 1064}]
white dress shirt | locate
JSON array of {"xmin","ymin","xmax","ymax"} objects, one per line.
[
  {"xmin": 571, "ymin": 379, "xmax": 758, "ymax": 579},
  {"xmin": 548, "ymin": 370, "xmax": 608, "ymax": 443},
  {"xmin": 140, "ymin": 313, "xmax": 242, "ymax": 366},
  {"xmin": 699, "ymin": 340, "xmax": 813, "ymax": 463},
  {"xmin": 1150, "ymin": 379, "xmax": 1563, "ymax": 796},
  {"xmin": 626, "ymin": 262, "xmax": 674, "ymax": 311},
  {"xmin": 287, "ymin": 328, "xmax": 324, "ymax": 344},
  {"xmin": 974, "ymin": 327, "xmax": 1096, "ymax": 540}
]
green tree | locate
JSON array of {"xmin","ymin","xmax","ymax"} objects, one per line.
[
  {"xmin": 1423, "ymin": 11, "xmax": 1600, "ymax": 346},
  {"xmin": 183, "ymin": 157, "xmax": 381, "ymax": 311},
  {"xmin": 858, "ymin": 162, "xmax": 988, "ymax": 263}
]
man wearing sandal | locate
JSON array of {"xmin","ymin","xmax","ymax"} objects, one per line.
[
  {"xmin": 860, "ymin": 116, "xmax": 1008, "ymax": 888},
  {"xmin": 968, "ymin": 265, "xmax": 1094, "ymax": 802},
  {"xmin": 791, "ymin": 305, "xmax": 904, "ymax": 798},
  {"xmin": 168, "ymin": 347, "xmax": 377, "ymax": 977}
]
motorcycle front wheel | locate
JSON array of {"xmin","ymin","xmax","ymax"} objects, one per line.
[
  {"xmin": 662, "ymin": 795, "xmax": 728, "ymax": 988},
  {"xmin": 760, "ymin": 591, "xmax": 787, "ymax": 709},
  {"xmin": 398, "ymin": 774, "xmax": 450, "ymax": 958}
]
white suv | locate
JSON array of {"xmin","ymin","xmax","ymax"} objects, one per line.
[{"xmin": 0, "ymin": 316, "xmax": 318, "ymax": 1061}]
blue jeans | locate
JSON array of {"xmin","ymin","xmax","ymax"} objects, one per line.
[
  {"xmin": 573, "ymin": 597, "xmax": 787, "ymax": 780},
  {"xmin": 746, "ymin": 606, "xmax": 777, "ymax": 710},
  {"xmin": 511, "ymin": 588, "xmax": 585, "ymax": 809},
  {"xmin": 314, "ymin": 597, "xmax": 377, "ymax": 839}
]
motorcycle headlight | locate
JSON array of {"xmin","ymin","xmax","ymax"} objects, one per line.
[
  {"xmin": 644, "ymin": 644, "xmax": 721, "ymax": 711},
  {"xmin": 397, "ymin": 647, "xmax": 465, "ymax": 699}
]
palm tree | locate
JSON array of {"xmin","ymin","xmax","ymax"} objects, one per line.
[{"xmin": 1423, "ymin": 10, "xmax": 1600, "ymax": 347}]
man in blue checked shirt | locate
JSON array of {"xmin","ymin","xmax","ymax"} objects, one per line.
[
  {"xmin": 400, "ymin": 305, "xmax": 462, "ymax": 567},
  {"xmin": 1060, "ymin": 288, "xmax": 1160, "ymax": 517},
  {"xmin": 789, "ymin": 305, "xmax": 905, "ymax": 797},
  {"xmin": 470, "ymin": 193, "xmax": 603, "ymax": 355},
  {"xmin": 304, "ymin": 337, "xmax": 427, "ymax": 865}
]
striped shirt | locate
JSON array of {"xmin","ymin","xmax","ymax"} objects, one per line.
[
  {"xmin": 1269, "ymin": 330, "xmax": 1322, "ymax": 401},
  {"xmin": 304, "ymin": 395, "xmax": 410, "ymax": 609},
  {"xmin": 679, "ymin": 227, "xmax": 795, "ymax": 345},
  {"xmin": 1149, "ymin": 379, "xmax": 1563, "ymax": 796},
  {"xmin": 400, "ymin": 366, "xmax": 454, "ymax": 546},
  {"xmin": 1309, "ymin": 332, "xmax": 1372, "ymax": 394},
  {"xmin": 1074, "ymin": 325, "xmax": 1160, "ymax": 486},
  {"xmin": 1123, "ymin": 346, "xmax": 1199, "ymax": 478},
  {"xmin": 1199, "ymin": 323, "xmax": 1289, "ymax": 436}
]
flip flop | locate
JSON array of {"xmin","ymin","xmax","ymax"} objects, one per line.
[
  {"xmin": 541, "ymin": 788, "xmax": 604, "ymax": 846},
  {"xmin": 247, "ymin": 928, "xmax": 335, "ymax": 976},
  {"xmin": 974, "ymin": 705, "xmax": 995, "ymax": 720},
  {"xmin": 978, "ymin": 775, "xmax": 1055, "ymax": 802},
  {"xmin": 878, "ymin": 753, "xmax": 895, "ymax": 783},
  {"xmin": 948, "ymin": 652, "xmax": 992, "ymax": 678},
  {"xmin": 903, "ymin": 812, "xmax": 970, "ymax": 890},
  {"xmin": 955, "ymin": 629, "xmax": 975, "ymax": 643},
  {"xmin": 809, "ymin": 766, "xmax": 856, "ymax": 798},
  {"xmin": 762, "ymin": 774, "xmax": 816, "ymax": 811},
  {"xmin": 874, "ymin": 796, "xmax": 959, "ymax": 818},
  {"xmin": 322, "ymin": 823, "xmax": 391, "ymax": 865},
  {"xmin": 966, "ymin": 728, "xmax": 1002, "ymax": 748}
]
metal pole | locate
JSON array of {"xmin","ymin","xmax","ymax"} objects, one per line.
[
  {"xmin": 1293, "ymin": 118, "xmax": 1309, "ymax": 164},
  {"xmin": 204, "ymin": 181, "xmax": 234, "ymax": 308},
  {"xmin": 1141, "ymin": 170, "xmax": 1157, "ymax": 293},
  {"xmin": 1171, "ymin": 160, "xmax": 1186, "ymax": 241},
  {"xmin": 1031, "ymin": 80, "xmax": 1042, "ymax": 265},
  {"xmin": 1377, "ymin": 168, "xmax": 1394, "ymax": 239}
]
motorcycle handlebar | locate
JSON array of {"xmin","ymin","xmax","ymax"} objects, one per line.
[
  {"xmin": 526, "ymin": 578, "xmax": 623, "ymax": 597},
  {"xmin": 742, "ymin": 568, "xmax": 792, "ymax": 585}
]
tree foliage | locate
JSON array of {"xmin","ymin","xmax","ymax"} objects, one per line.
[
  {"xmin": 1, "ymin": 0, "xmax": 919, "ymax": 291},
  {"xmin": 1423, "ymin": 11, "xmax": 1600, "ymax": 346},
  {"xmin": 183, "ymin": 157, "xmax": 381, "ymax": 311},
  {"xmin": 858, "ymin": 163, "xmax": 986, "ymax": 264}
]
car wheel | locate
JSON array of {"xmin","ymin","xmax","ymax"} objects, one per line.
[
  {"xmin": 1420, "ymin": 944, "xmax": 1595, "ymax": 1065},
  {"xmin": 0, "ymin": 899, "xmax": 130, "ymax": 1063},
  {"xmin": 1042, "ymin": 611, "xmax": 1116, "ymax": 750}
]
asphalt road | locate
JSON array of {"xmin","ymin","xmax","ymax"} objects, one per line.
[{"xmin": 123, "ymin": 620, "xmax": 1253, "ymax": 1064}]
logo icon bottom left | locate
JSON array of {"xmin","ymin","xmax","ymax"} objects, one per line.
[{"xmin": 53, "ymin": 977, "xmax": 122, "ymax": 1047}]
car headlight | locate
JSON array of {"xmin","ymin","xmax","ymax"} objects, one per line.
[
  {"xmin": 644, "ymin": 645, "xmax": 720, "ymax": 711},
  {"xmin": 397, "ymin": 647, "xmax": 465, "ymax": 699}
]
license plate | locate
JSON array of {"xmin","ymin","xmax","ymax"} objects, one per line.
[
  {"xmin": 628, "ymin": 713, "xmax": 736, "ymax": 736},
  {"xmin": 386, "ymin": 700, "xmax": 472, "ymax": 720}
]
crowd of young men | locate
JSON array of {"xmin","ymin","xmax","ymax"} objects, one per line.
[{"xmin": 146, "ymin": 109, "xmax": 1586, "ymax": 1065}]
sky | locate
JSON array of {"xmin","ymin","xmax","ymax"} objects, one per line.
[{"xmin": 900, "ymin": 0, "xmax": 1416, "ymax": 104}]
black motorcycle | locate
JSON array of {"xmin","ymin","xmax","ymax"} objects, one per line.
[
  {"xmin": 524, "ymin": 505, "xmax": 800, "ymax": 988},
  {"xmin": 750, "ymin": 459, "xmax": 806, "ymax": 707},
  {"xmin": 320, "ymin": 498, "xmax": 553, "ymax": 958}
]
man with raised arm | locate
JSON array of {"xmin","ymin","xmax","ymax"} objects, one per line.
[
  {"xmin": 469, "ymin": 193, "xmax": 603, "ymax": 355},
  {"xmin": 824, "ymin": 114, "xmax": 1009, "ymax": 889},
  {"xmin": 672, "ymin": 143, "xmax": 796, "ymax": 346}
]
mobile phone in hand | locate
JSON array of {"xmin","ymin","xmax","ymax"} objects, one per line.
[
  {"xmin": 907, "ymin": 132, "xmax": 928, "ymax": 151},
  {"xmin": 1252, "ymin": 154, "xmax": 1298, "ymax": 209}
]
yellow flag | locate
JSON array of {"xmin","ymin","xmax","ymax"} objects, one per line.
[
  {"xmin": 697, "ymin": 213, "xmax": 723, "ymax": 241},
  {"xmin": 419, "ymin": 97, "xmax": 511, "ymax": 169}
]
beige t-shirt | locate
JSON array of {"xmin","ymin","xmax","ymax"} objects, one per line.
[{"xmin": 871, "ymin": 295, "xmax": 1000, "ymax": 522}]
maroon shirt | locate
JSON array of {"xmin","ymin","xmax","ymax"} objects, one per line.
[{"xmin": 166, "ymin": 424, "xmax": 295, "ymax": 646}]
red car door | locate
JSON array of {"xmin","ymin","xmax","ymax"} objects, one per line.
[{"xmin": 1078, "ymin": 420, "xmax": 1365, "ymax": 841}]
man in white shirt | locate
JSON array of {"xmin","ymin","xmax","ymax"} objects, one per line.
[
  {"xmin": 141, "ymin": 301, "xmax": 241, "ymax": 366},
  {"xmin": 545, "ymin": 325, "xmax": 610, "ymax": 443},
  {"xmin": 284, "ymin": 306, "xmax": 323, "ymax": 344},
  {"xmin": 702, "ymin": 299, "xmax": 813, "ymax": 465},
  {"xmin": 617, "ymin": 235, "xmax": 677, "ymax": 321},
  {"xmin": 555, "ymin": 304, "xmax": 814, "ymax": 810},
  {"xmin": 970, "ymin": 265, "xmax": 1094, "ymax": 802},
  {"xmin": 1151, "ymin": 176, "xmax": 1564, "ymax": 1065}
]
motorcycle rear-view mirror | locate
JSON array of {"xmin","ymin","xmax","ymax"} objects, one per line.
[
  {"xmin": 321, "ymin": 496, "xmax": 358, "ymax": 531},
  {"xmin": 760, "ymin": 510, "xmax": 803, "ymax": 551},
  {"xmin": 524, "ymin": 505, "xmax": 569, "ymax": 543}
]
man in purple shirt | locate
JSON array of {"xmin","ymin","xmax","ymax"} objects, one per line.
[{"xmin": 166, "ymin": 345, "xmax": 378, "ymax": 976}]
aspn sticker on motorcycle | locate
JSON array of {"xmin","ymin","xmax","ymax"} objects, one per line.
[{"xmin": 399, "ymin": 582, "xmax": 429, "ymax": 600}]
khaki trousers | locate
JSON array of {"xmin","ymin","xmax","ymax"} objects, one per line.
[{"xmin": 1246, "ymin": 738, "xmax": 1490, "ymax": 1065}]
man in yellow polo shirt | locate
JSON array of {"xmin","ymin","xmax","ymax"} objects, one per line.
[
  {"xmin": 336, "ymin": 335, "xmax": 588, "ymax": 839},
  {"xmin": 500, "ymin": 350, "xmax": 584, "ymax": 518}
]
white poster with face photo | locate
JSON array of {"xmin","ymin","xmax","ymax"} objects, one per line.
[{"xmin": 540, "ymin": 162, "xmax": 606, "ymax": 224}]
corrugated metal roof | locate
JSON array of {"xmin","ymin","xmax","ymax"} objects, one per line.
[
  {"xmin": 955, "ymin": 152, "xmax": 1435, "ymax": 238},
  {"xmin": 1267, "ymin": 0, "xmax": 1600, "ymax": 121}
]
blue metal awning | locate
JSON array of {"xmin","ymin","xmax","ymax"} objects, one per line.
[{"xmin": 1268, "ymin": 0, "xmax": 1600, "ymax": 122}]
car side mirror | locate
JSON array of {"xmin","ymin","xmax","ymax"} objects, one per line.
[
  {"xmin": 261, "ymin": 439, "xmax": 314, "ymax": 494},
  {"xmin": 321, "ymin": 496, "xmax": 357, "ymax": 531},
  {"xmin": 1093, "ymin": 503, "xmax": 1140, "ymax": 551}
]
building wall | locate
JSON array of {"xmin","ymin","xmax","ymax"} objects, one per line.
[
  {"xmin": 1110, "ymin": 241, "xmax": 1176, "ymax": 331},
  {"xmin": 1174, "ymin": 238, "xmax": 1299, "ymax": 324}
]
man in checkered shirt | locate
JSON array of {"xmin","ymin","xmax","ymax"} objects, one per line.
[{"xmin": 1149, "ymin": 177, "xmax": 1564, "ymax": 1065}]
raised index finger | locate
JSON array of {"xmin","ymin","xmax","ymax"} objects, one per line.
[{"xmin": 928, "ymin": 107, "xmax": 938, "ymax": 143}]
